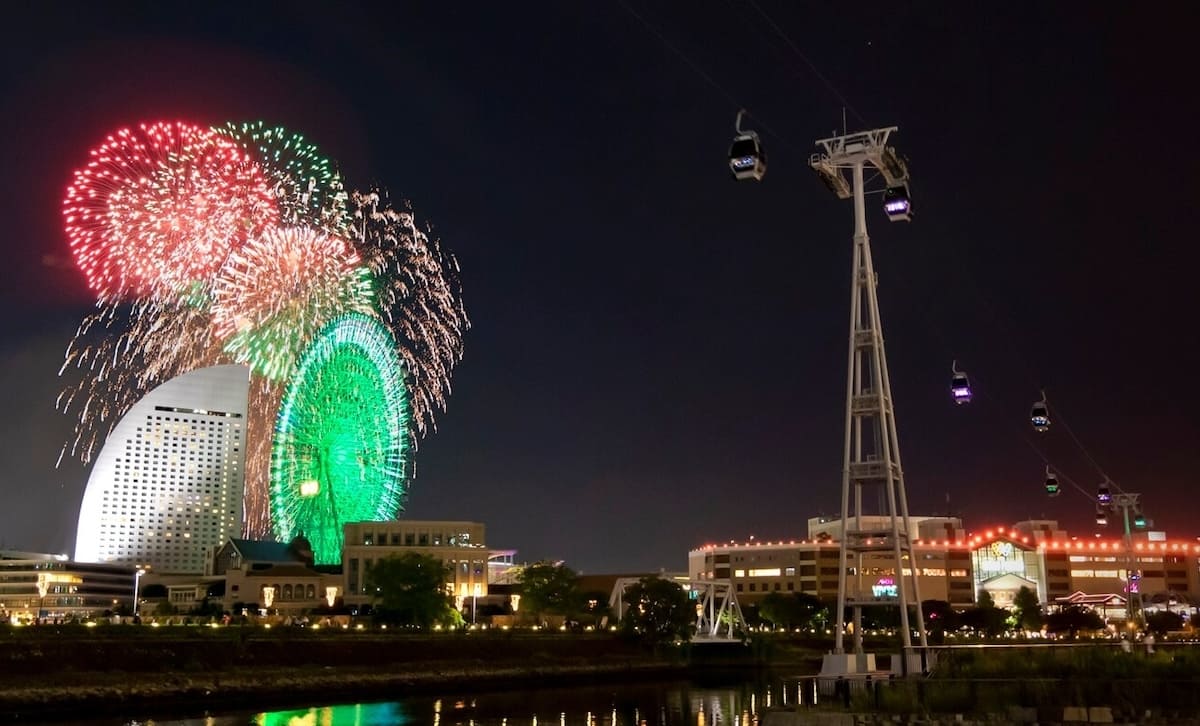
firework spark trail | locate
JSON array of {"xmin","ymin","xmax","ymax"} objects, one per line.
[
  {"xmin": 58, "ymin": 123, "xmax": 469, "ymax": 544},
  {"xmin": 242, "ymin": 378, "xmax": 283, "ymax": 538},
  {"xmin": 63, "ymin": 122, "xmax": 278, "ymax": 301},
  {"xmin": 212, "ymin": 226, "xmax": 374, "ymax": 381},
  {"xmin": 57, "ymin": 299, "xmax": 224, "ymax": 464},
  {"xmin": 350, "ymin": 190, "xmax": 469, "ymax": 439},
  {"xmin": 215, "ymin": 122, "xmax": 349, "ymax": 233}
]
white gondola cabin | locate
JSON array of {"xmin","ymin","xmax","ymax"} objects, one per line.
[
  {"xmin": 729, "ymin": 110, "xmax": 766, "ymax": 181},
  {"xmin": 883, "ymin": 184, "xmax": 912, "ymax": 222}
]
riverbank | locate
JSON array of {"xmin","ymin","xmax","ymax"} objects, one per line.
[
  {"xmin": 0, "ymin": 628, "xmax": 815, "ymax": 721},
  {"xmin": 0, "ymin": 660, "xmax": 694, "ymax": 722}
]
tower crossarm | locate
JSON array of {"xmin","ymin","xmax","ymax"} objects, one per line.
[
  {"xmin": 851, "ymin": 393, "xmax": 892, "ymax": 416},
  {"xmin": 811, "ymin": 127, "xmax": 897, "ymax": 166},
  {"xmin": 847, "ymin": 460, "xmax": 901, "ymax": 481}
]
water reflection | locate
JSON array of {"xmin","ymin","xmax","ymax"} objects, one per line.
[
  {"xmin": 71, "ymin": 677, "xmax": 775, "ymax": 726},
  {"xmin": 251, "ymin": 683, "xmax": 762, "ymax": 726},
  {"xmin": 254, "ymin": 702, "xmax": 407, "ymax": 726}
]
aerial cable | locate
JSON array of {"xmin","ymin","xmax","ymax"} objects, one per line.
[
  {"xmin": 742, "ymin": 0, "xmax": 869, "ymax": 127},
  {"xmin": 1045, "ymin": 399, "xmax": 1127, "ymax": 495},
  {"xmin": 615, "ymin": 0, "xmax": 803, "ymax": 155}
]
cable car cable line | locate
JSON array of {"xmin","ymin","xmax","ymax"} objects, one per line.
[
  {"xmin": 614, "ymin": 0, "xmax": 832, "ymax": 159},
  {"xmin": 742, "ymin": 0, "xmax": 869, "ymax": 128},
  {"xmin": 614, "ymin": 0, "xmax": 790, "ymax": 148}
]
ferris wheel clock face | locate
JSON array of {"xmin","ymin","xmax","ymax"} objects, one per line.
[{"xmin": 270, "ymin": 313, "xmax": 409, "ymax": 565}]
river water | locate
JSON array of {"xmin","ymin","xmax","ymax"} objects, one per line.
[
  {"xmin": 51, "ymin": 674, "xmax": 1200, "ymax": 725},
  {"xmin": 59, "ymin": 674, "xmax": 797, "ymax": 726}
]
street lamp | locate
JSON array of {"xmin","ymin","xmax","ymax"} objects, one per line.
[{"xmin": 133, "ymin": 568, "xmax": 145, "ymax": 617}]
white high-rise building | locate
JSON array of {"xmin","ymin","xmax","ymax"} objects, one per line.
[{"xmin": 74, "ymin": 364, "xmax": 250, "ymax": 574}]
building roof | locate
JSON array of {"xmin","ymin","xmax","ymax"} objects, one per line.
[
  {"xmin": 242, "ymin": 564, "xmax": 326, "ymax": 578},
  {"xmin": 228, "ymin": 539, "xmax": 305, "ymax": 564},
  {"xmin": 1056, "ymin": 591, "xmax": 1127, "ymax": 606}
]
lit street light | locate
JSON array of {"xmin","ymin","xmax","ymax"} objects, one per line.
[{"xmin": 133, "ymin": 568, "xmax": 146, "ymax": 617}]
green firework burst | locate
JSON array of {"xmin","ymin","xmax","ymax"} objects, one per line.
[
  {"xmin": 270, "ymin": 313, "xmax": 410, "ymax": 564},
  {"xmin": 216, "ymin": 121, "xmax": 350, "ymax": 233}
]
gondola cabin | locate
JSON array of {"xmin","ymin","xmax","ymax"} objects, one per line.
[
  {"xmin": 950, "ymin": 371, "xmax": 972, "ymax": 404},
  {"xmin": 1095, "ymin": 506, "xmax": 1108, "ymax": 526},
  {"xmin": 1045, "ymin": 471, "xmax": 1060, "ymax": 497},
  {"xmin": 883, "ymin": 184, "xmax": 912, "ymax": 222},
  {"xmin": 729, "ymin": 133, "xmax": 766, "ymax": 181},
  {"xmin": 1030, "ymin": 401, "xmax": 1050, "ymax": 432},
  {"xmin": 1097, "ymin": 484, "xmax": 1112, "ymax": 505}
]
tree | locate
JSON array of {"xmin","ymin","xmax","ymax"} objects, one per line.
[
  {"xmin": 961, "ymin": 592, "xmax": 1006, "ymax": 638},
  {"xmin": 920, "ymin": 600, "xmax": 958, "ymax": 642},
  {"xmin": 517, "ymin": 562, "xmax": 580, "ymax": 620},
  {"xmin": 977, "ymin": 590, "xmax": 995, "ymax": 609},
  {"xmin": 758, "ymin": 593, "xmax": 795, "ymax": 630},
  {"xmin": 1044, "ymin": 605, "xmax": 1104, "ymax": 638},
  {"xmin": 1013, "ymin": 586, "xmax": 1044, "ymax": 632},
  {"xmin": 365, "ymin": 552, "xmax": 456, "ymax": 628},
  {"xmin": 1145, "ymin": 610, "xmax": 1184, "ymax": 637},
  {"xmin": 619, "ymin": 576, "xmax": 693, "ymax": 645},
  {"xmin": 760, "ymin": 593, "xmax": 827, "ymax": 631}
]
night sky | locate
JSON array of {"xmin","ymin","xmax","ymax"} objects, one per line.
[{"xmin": 2, "ymin": 4, "xmax": 1197, "ymax": 574}]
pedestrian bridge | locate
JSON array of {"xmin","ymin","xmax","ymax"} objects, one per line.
[{"xmin": 608, "ymin": 577, "xmax": 746, "ymax": 643}]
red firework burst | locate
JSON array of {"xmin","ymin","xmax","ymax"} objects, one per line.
[{"xmin": 63, "ymin": 121, "xmax": 278, "ymax": 300}]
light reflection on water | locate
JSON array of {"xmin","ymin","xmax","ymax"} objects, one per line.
[{"xmin": 90, "ymin": 677, "xmax": 782, "ymax": 726}]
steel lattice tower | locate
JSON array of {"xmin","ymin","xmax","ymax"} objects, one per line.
[{"xmin": 810, "ymin": 128, "xmax": 928, "ymax": 667}]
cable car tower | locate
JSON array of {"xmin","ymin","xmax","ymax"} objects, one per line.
[{"xmin": 810, "ymin": 127, "xmax": 927, "ymax": 674}]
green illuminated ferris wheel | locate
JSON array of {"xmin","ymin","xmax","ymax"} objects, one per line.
[{"xmin": 270, "ymin": 313, "xmax": 410, "ymax": 565}]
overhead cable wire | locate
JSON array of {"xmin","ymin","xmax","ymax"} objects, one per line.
[
  {"xmin": 743, "ymin": 0, "xmax": 868, "ymax": 127},
  {"xmin": 614, "ymin": 0, "xmax": 803, "ymax": 155}
]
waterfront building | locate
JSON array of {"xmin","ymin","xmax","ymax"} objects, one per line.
[
  {"xmin": 690, "ymin": 518, "xmax": 1200, "ymax": 620},
  {"xmin": 342, "ymin": 520, "xmax": 491, "ymax": 609},
  {"xmin": 74, "ymin": 364, "xmax": 250, "ymax": 575},
  {"xmin": 0, "ymin": 550, "xmax": 135, "ymax": 622},
  {"xmin": 210, "ymin": 537, "xmax": 340, "ymax": 615}
]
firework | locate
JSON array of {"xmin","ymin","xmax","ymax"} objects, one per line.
[
  {"xmin": 271, "ymin": 313, "xmax": 410, "ymax": 565},
  {"xmin": 216, "ymin": 121, "xmax": 349, "ymax": 233},
  {"xmin": 212, "ymin": 226, "xmax": 374, "ymax": 381},
  {"xmin": 349, "ymin": 190, "xmax": 469, "ymax": 438},
  {"xmin": 59, "ymin": 121, "xmax": 469, "ymax": 548},
  {"xmin": 57, "ymin": 298, "xmax": 223, "ymax": 463},
  {"xmin": 63, "ymin": 122, "xmax": 278, "ymax": 301}
]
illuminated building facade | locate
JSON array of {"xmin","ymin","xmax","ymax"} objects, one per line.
[
  {"xmin": 342, "ymin": 520, "xmax": 489, "ymax": 608},
  {"xmin": 0, "ymin": 551, "xmax": 135, "ymax": 622},
  {"xmin": 74, "ymin": 364, "xmax": 250, "ymax": 574},
  {"xmin": 690, "ymin": 519, "xmax": 1200, "ymax": 620}
]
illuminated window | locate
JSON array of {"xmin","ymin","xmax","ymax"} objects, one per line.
[{"xmin": 748, "ymin": 568, "xmax": 781, "ymax": 577}]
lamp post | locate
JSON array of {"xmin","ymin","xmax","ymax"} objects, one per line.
[{"xmin": 133, "ymin": 568, "xmax": 145, "ymax": 617}]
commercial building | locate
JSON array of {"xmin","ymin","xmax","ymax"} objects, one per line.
[
  {"xmin": 74, "ymin": 364, "xmax": 250, "ymax": 575},
  {"xmin": 0, "ymin": 550, "xmax": 135, "ymax": 622},
  {"xmin": 689, "ymin": 518, "xmax": 1200, "ymax": 621},
  {"xmin": 207, "ymin": 537, "xmax": 340, "ymax": 615},
  {"xmin": 342, "ymin": 520, "xmax": 490, "ymax": 609}
]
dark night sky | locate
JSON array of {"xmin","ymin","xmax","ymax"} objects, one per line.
[{"xmin": 1, "ymin": 3, "xmax": 1197, "ymax": 573}]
